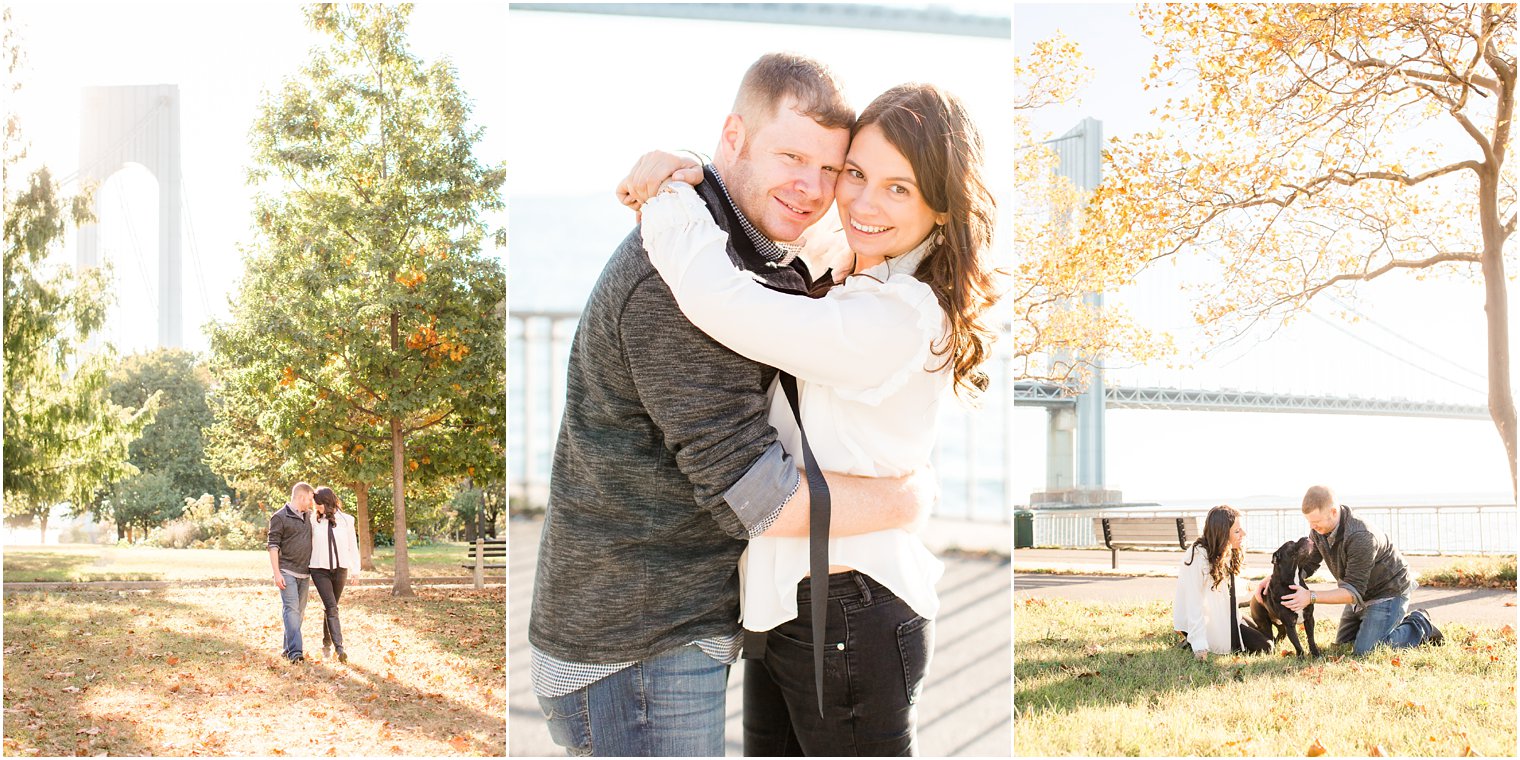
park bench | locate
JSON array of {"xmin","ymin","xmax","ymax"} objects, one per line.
[
  {"xmin": 461, "ymin": 537, "xmax": 506, "ymax": 576},
  {"xmin": 1092, "ymin": 516, "xmax": 1199, "ymax": 569}
]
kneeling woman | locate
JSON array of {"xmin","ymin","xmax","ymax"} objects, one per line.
[
  {"xmin": 311, "ymin": 486, "xmax": 361, "ymax": 662},
  {"xmin": 1173, "ymin": 505, "xmax": 1271, "ymax": 658}
]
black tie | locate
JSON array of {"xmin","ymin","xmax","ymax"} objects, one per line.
[{"xmin": 327, "ymin": 518, "xmax": 339, "ymax": 570}]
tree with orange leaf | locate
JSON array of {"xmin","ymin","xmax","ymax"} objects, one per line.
[
  {"xmin": 1012, "ymin": 32, "xmax": 1167, "ymax": 387},
  {"xmin": 207, "ymin": 4, "xmax": 504, "ymax": 595},
  {"xmin": 1082, "ymin": 4, "xmax": 1516, "ymax": 494}
]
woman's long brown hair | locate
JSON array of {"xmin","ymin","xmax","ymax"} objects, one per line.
[
  {"xmin": 313, "ymin": 486, "xmax": 341, "ymax": 523},
  {"xmin": 854, "ymin": 83, "xmax": 1000, "ymax": 399},
  {"xmin": 1183, "ymin": 505, "xmax": 1243, "ymax": 591}
]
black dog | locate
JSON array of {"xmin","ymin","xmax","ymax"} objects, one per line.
[{"xmin": 1249, "ymin": 537, "xmax": 1323, "ymax": 657}]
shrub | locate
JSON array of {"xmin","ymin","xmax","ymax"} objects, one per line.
[{"xmin": 144, "ymin": 494, "xmax": 265, "ymax": 551}]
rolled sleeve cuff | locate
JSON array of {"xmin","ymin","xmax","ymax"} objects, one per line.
[
  {"xmin": 723, "ymin": 440, "xmax": 799, "ymax": 539},
  {"xmin": 1337, "ymin": 581, "xmax": 1365, "ymax": 608}
]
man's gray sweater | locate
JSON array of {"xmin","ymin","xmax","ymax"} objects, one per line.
[{"xmin": 528, "ymin": 169, "xmax": 825, "ymax": 664}]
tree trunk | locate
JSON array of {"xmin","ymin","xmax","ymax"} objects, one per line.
[
  {"xmin": 1475, "ymin": 156, "xmax": 1518, "ymax": 498},
  {"xmin": 38, "ymin": 511, "xmax": 49, "ymax": 544},
  {"xmin": 390, "ymin": 415, "xmax": 412, "ymax": 596},
  {"xmin": 351, "ymin": 481, "xmax": 376, "ymax": 572}
]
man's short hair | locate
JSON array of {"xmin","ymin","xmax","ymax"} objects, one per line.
[
  {"xmin": 1301, "ymin": 485, "xmax": 1336, "ymax": 514},
  {"xmin": 291, "ymin": 482, "xmax": 314, "ymax": 499},
  {"xmin": 733, "ymin": 52, "xmax": 855, "ymax": 132}
]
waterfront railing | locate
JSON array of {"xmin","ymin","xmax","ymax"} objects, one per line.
[{"xmin": 1033, "ymin": 504, "xmax": 1518, "ymax": 556}]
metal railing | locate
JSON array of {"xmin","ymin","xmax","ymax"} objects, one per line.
[
  {"xmin": 509, "ymin": 310, "xmax": 1017, "ymax": 522},
  {"xmin": 1033, "ymin": 504, "xmax": 1519, "ymax": 556}
]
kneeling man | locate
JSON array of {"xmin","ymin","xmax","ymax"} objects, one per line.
[{"xmin": 1256, "ymin": 485, "xmax": 1442, "ymax": 655}]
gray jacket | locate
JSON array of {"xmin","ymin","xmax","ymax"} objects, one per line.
[
  {"xmin": 528, "ymin": 170, "xmax": 819, "ymax": 664},
  {"xmin": 266, "ymin": 503, "xmax": 312, "ymax": 575},
  {"xmin": 1308, "ymin": 505, "xmax": 1415, "ymax": 608}
]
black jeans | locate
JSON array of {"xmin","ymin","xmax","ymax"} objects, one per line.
[
  {"xmin": 743, "ymin": 571, "xmax": 932, "ymax": 757},
  {"xmin": 309, "ymin": 567, "xmax": 347, "ymax": 654}
]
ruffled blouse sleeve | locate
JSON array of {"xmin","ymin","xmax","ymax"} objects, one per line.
[{"xmin": 640, "ymin": 182, "xmax": 945, "ymax": 402}]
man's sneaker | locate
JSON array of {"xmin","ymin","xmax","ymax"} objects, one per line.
[
  {"xmin": 322, "ymin": 645, "xmax": 332, "ymax": 659},
  {"xmin": 1411, "ymin": 608, "xmax": 1444, "ymax": 646},
  {"xmin": 337, "ymin": 651, "xmax": 348, "ymax": 664}
]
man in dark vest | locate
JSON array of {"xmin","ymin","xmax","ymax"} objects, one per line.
[
  {"xmin": 1259, "ymin": 484, "xmax": 1443, "ymax": 654},
  {"xmin": 528, "ymin": 53, "xmax": 933, "ymax": 756}
]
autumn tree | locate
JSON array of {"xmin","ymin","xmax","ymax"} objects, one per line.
[
  {"xmin": 207, "ymin": 4, "xmax": 505, "ymax": 594},
  {"xmin": 108, "ymin": 349, "xmax": 228, "ymax": 502},
  {"xmin": 1011, "ymin": 32, "xmax": 1165, "ymax": 386},
  {"xmin": 2, "ymin": 9, "xmax": 156, "ymax": 541},
  {"xmin": 1084, "ymin": 4, "xmax": 1517, "ymax": 493}
]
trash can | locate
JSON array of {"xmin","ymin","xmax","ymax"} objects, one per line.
[{"xmin": 1014, "ymin": 510, "xmax": 1034, "ymax": 549}]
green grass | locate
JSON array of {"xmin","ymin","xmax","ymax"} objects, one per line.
[
  {"xmin": 3, "ymin": 542, "xmax": 487, "ymax": 583},
  {"xmin": 3, "ymin": 586, "xmax": 504, "ymax": 756},
  {"xmin": 1014, "ymin": 597, "xmax": 1516, "ymax": 756},
  {"xmin": 1419, "ymin": 556, "xmax": 1517, "ymax": 589}
]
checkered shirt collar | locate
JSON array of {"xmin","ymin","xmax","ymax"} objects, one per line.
[{"xmin": 705, "ymin": 164, "xmax": 804, "ymax": 268}]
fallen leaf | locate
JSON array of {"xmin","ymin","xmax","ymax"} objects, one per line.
[
  {"xmin": 1390, "ymin": 656, "xmax": 1402, "ymax": 667},
  {"xmin": 1307, "ymin": 737, "xmax": 1327, "ymax": 756},
  {"xmin": 61, "ymin": 686, "xmax": 82, "ymax": 694},
  {"xmin": 76, "ymin": 727, "xmax": 100, "ymax": 736},
  {"xmin": 165, "ymin": 656, "xmax": 180, "ymax": 666},
  {"xmin": 448, "ymin": 736, "xmax": 470, "ymax": 751}
]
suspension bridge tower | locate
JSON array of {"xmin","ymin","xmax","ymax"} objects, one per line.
[{"xmin": 75, "ymin": 84, "xmax": 182, "ymax": 348}]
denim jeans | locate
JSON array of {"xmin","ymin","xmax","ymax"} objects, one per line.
[
  {"xmin": 278, "ymin": 572, "xmax": 311, "ymax": 660},
  {"xmin": 744, "ymin": 571, "xmax": 933, "ymax": 757},
  {"xmin": 537, "ymin": 644, "xmax": 729, "ymax": 756},
  {"xmin": 1335, "ymin": 595, "xmax": 1424, "ymax": 655},
  {"xmin": 310, "ymin": 567, "xmax": 347, "ymax": 655}
]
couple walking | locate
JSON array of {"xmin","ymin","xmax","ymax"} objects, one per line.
[
  {"xmin": 267, "ymin": 482, "xmax": 362, "ymax": 664},
  {"xmin": 529, "ymin": 53, "xmax": 999, "ymax": 756}
]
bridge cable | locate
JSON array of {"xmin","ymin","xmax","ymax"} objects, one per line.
[
  {"xmin": 1325, "ymin": 295, "xmax": 1487, "ymax": 381},
  {"xmin": 1307, "ymin": 311, "xmax": 1485, "ymax": 397}
]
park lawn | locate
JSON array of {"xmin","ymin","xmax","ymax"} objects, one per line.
[
  {"xmin": 2, "ymin": 585, "xmax": 504, "ymax": 756},
  {"xmin": 3, "ymin": 542, "xmax": 481, "ymax": 583},
  {"xmin": 1014, "ymin": 597, "xmax": 1516, "ymax": 757},
  {"xmin": 1419, "ymin": 555, "xmax": 1518, "ymax": 589}
]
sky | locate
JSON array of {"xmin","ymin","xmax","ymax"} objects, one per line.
[
  {"xmin": 8, "ymin": 2, "xmax": 510, "ymax": 356},
  {"xmin": 505, "ymin": 6, "xmax": 1011, "ymax": 197},
  {"xmin": 1012, "ymin": 5, "xmax": 1515, "ymax": 503}
]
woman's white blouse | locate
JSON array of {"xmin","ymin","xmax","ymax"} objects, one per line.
[
  {"xmin": 1172, "ymin": 544, "xmax": 1236, "ymax": 654},
  {"xmin": 642, "ymin": 182, "xmax": 947, "ymax": 632},
  {"xmin": 310, "ymin": 511, "xmax": 362, "ymax": 574}
]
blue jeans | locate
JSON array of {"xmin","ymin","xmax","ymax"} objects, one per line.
[
  {"xmin": 278, "ymin": 573, "xmax": 311, "ymax": 660},
  {"xmin": 537, "ymin": 644, "xmax": 729, "ymax": 757},
  {"xmin": 1336, "ymin": 595, "xmax": 1423, "ymax": 655}
]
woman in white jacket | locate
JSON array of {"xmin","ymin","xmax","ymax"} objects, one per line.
[
  {"xmin": 623, "ymin": 83, "xmax": 999, "ymax": 755},
  {"xmin": 1173, "ymin": 505, "xmax": 1271, "ymax": 659},
  {"xmin": 311, "ymin": 486, "xmax": 361, "ymax": 663}
]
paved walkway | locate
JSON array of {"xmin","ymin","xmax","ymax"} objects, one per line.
[
  {"xmin": 509, "ymin": 517, "xmax": 1010, "ymax": 757},
  {"xmin": 1014, "ymin": 549, "xmax": 1517, "ymax": 628}
]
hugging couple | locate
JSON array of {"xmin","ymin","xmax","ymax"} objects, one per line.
[
  {"xmin": 528, "ymin": 53, "xmax": 999, "ymax": 756},
  {"xmin": 267, "ymin": 482, "xmax": 363, "ymax": 664}
]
